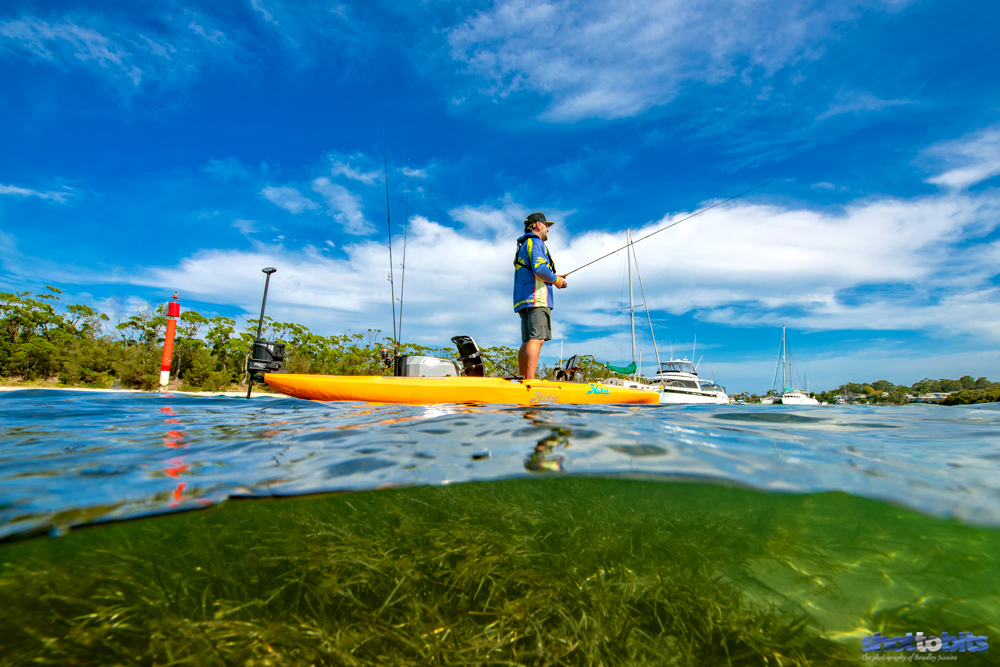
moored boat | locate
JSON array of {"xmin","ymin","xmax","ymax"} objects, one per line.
[
  {"xmin": 647, "ymin": 359, "xmax": 731, "ymax": 404},
  {"xmin": 767, "ymin": 327, "xmax": 819, "ymax": 405}
]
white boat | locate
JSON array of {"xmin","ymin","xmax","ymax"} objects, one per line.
[
  {"xmin": 600, "ymin": 228, "xmax": 731, "ymax": 405},
  {"xmin": 647, "ymin": 359, "xmax": 731, "ymax": 404},
  {"xmin": 768, "ymin": 326, "xmax": 819, "ymax": 406}
]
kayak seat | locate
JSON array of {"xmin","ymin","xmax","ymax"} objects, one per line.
[{"xmin": 450, "ymin": 335, "xmax": 486, "ymax": 377}]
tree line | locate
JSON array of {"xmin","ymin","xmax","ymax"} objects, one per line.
[
  {"xmin": 814, "ymin": 377, "xmax": 1000, "ymax": 405},
  {"xmin": 0, "ymin": 286, "xmax": 614, "ymax": 391},
  {"xmin": 4, "ymin": 286, "xmax": 994, "ymax": 403}
]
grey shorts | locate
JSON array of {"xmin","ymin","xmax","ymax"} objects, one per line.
[{"xmin": 519, "ymin": 307, "xmax": 552, "ymax": 342}]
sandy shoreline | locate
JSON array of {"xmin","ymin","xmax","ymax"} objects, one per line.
[{"xmin": 0, "ymin": 386, "xmax": 276, "ymax": 398}]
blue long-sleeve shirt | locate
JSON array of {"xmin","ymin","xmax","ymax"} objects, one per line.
[{"xmin": 513, "ymin": 233, "xmax": 558, "ymax": 312}]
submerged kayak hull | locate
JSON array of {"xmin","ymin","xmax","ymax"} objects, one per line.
[{"xmin": 263, "ymin": 374, "xmax": 660, "ymax": 406}]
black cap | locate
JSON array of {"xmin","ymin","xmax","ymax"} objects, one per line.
[{"xmin": 524, "ymin": 212, "xmax": 555, "ymax": 230}]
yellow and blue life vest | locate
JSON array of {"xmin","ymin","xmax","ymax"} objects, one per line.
[{"xmin": 513, "ymin": 233, "xmax": 558, "ymax": 312}]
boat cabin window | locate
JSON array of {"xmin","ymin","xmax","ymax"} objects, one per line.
[
  {"xmin": 700, "ymin": 383, "xmax": 726, "ymax": 393},
  {"xmin": 663, "ymin": 380, "xmax": 699, "ymax": 389},
  {"xmin": 659, "ymin": 361, "xmax": 696, "ymax": 374}
]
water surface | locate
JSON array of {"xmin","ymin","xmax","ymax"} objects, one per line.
[{"xmin": 1, "ymin": 390, "xmax": 998, "ymax": 665}]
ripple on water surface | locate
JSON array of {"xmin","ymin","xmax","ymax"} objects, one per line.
[
  {"xmin": 2, "ymin": 390, "xmax": 1000, "ymax": 538},
  {"xmin": 1, "ymin": 390, "xmax": 1000, "ymax": 664}
]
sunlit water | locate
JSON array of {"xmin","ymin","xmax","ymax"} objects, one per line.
[{"xmin": 1, "ymin": 389, "xmax": 999, "ymax": 665}]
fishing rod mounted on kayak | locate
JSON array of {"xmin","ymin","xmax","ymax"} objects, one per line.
[
  {"xmin": 563, "ymin": 181, "xmax": 773, "ymax": 277},
  {"xmin": 246, "ymin": 267, "xmax": 286, "ymax": 399}
]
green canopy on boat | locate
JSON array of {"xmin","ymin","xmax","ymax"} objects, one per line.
[{"xmin": 605, "ymin": 361, "xmax": 637, "ymax": 375}]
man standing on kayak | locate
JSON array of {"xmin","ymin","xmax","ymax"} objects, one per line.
[{"xmin": 514, "ymin": 212, "xmax": 567, "ymax": 380}]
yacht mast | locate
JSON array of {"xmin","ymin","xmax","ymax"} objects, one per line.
[
  {"xmin": 781, "ymin": 326, "xmax": 787, "ymax": 392},
  {"xmin": 627, "ymin": 229, "xmax": 636, "ymax": 369},
  {"xmin": 770, "ymin": 334, "xmax": 781, "ymax": 396},
  {"xmin": 628, "ymin": 233, "xmax": 662, "ymax": 371}
]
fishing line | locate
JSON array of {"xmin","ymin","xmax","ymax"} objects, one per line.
[
  {"xmin": 383, "ymin": 137, "xmax": 397, "ymax": 346},
  {"xmin": 605, "ymin": 251, "xmax": 626, "ymax": 364},
  {"xmin": 563, "ymin": 181, "xmax": 772, "ymax": 277}
]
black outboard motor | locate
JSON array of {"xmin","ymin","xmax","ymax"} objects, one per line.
[
  {"xmin": 247, "ymin": 339, "xmax": 285, "ymax": 383},
  {"xmin": 246, "ymin": 267, "xmax": 285, "ymax": 398}
]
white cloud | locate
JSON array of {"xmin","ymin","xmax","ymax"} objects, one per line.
[
  {"xmin": 816, "ymin": 89, "xmax": 913, "ymax": 121},
  {"xmin": 311, "ymin": 177, "xmax": 376, "ymax": 234},
  {"xmin": 401, "ymin": 167, "xmax": 428, "ymax": 178},
  {"xmin": 56, "ymin": 181, "xmax": 985, "ymax": 359},
  {"xmin": 0, "ymin": 12, "xmax": 233, "ymax": 92},
  {"xmin": 232, "ymin": 218, "xmax": 257, "ymax": 234},
  {"xmin": 330, "ymin": 158, "xmax": 381, "ymax": 185},
  {"xmin": 0, "ymin": 183, "xmax": 72, "ymax": 203},
  {"xmin": 924, "ymin": 124, "xmax": 1000, "ymax": 190},
  {"xmin": 0, "ymin": 17, "xmax": 136, "ymax": 78},
  {"xmin": 202, "ymin": 157, "xmax": 248, "ymax": 180},
  {"xmin": 449, "ymin": 198, "xmax": 524, "ymax": 236},
  {"xmin": 447, "ymin": 0, "xmax": 910, "ymax": 121},
  {"xmin": 250, "ymin": 0, "xmax": 278, "ymax": 25},
  {"xmin": 549, "ymin": 190, "xmax": 1000, "ymax": 343},
  {"xmin": 187, "ymin": 20, "xmax": 226, "ymax": 45},
  {"xmin": 261, "ymin": 185, "xmax": 320, "ymax": 214}
]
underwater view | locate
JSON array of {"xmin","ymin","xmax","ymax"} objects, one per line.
[{"xmin": 1, "ymin": 390, "xmax": 999, "ymax": 665}]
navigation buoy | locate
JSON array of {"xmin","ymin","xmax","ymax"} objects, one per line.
[{"xmin": 158, "ymin": 293, "xmax": 180, "ymax": 392}]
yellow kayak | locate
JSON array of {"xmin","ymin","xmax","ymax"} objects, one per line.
[{"xmin": 264, "ymin": 374, "xmax": 660, "ymax": 406}]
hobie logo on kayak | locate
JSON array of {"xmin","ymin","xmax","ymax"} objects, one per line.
[
  {"xmin": 586, "ymin": 383, "xmax": 609, "ymax": 395},
  {"xmin": 862, "ymin": 632, "xmax": 988, "ymax": 656}
]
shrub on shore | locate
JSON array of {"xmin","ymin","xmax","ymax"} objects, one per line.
[{"xmin": 0, "ymin": 285, "xmax": 537, "ymax": 391}]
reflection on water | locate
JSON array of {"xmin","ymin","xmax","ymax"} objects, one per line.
[{"xmin": 3, "ymin": 391, "xmax": 1000, "ymax": 539}]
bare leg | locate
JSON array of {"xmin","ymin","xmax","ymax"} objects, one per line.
[
  {"xmin": 522, "ymin": 339, "xmax": 544, "ymax": 380},
  {"xmin": 518, "ymin": 342, "xmax": 528, "ymax": 377}
]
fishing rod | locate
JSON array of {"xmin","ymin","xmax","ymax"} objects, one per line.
[
  {"xmin": 562, "ymin": 181, "xmax": 772, "ymax": 277},
  {"xmin": 397, "ymin": 161, "xmax": 410, "ymax": 354},
  {"xmin": 383, "ymin": 137, "xmax": 397, "ymax": 347}
]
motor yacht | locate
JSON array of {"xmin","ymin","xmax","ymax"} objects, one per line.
[{"xmin": 647, "ymin": 359, "xmax": 731, "ymax": 404}]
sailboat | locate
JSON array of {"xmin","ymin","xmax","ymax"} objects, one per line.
[
  {"xmin": 765, "ymin": 326, "xmax": 819, "ymax": 406},
  {"xmin": 601, "ymin": 230, "xmax": 730, "ymax": 404}
]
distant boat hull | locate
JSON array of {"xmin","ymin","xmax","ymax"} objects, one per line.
[
  {"xmin": 658, "ymin": 390, "xmax": 730, "ymax": 405},
  {"xmin": 777, "ymin": 390, "xmax": 820, "ymax": 406},
  {"xmin": 264, "ymin": 374, "xmax": 661, "ymax": 406}
]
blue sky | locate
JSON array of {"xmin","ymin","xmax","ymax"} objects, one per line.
[{"xmin": 2, "ymin": 0, "xmax": 1000, "ymax": 393}]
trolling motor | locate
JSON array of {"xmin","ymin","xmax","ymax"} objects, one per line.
[{"xmin": 246, "ymin": 267, "xmax": 285, "ymax": 399}]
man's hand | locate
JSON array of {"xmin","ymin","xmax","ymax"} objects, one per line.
[{"xmin": 555, "ymin": 274, "xmax": 568, "ymax": 289}]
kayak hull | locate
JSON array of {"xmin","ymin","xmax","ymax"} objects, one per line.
[{"xmin": 263, "ymin": 374, "xmax": 660, "ymax": 406}]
